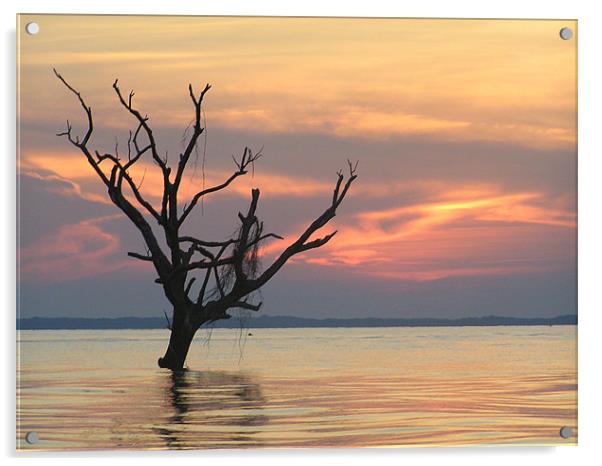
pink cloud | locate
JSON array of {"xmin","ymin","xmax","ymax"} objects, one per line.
[
  {"xmin": 259, "ymin": 185, "xmax": 576, "ymax": 282},
  {"xmin": 19, "ymin": 215, "xmax": 144, "ymax": 282}
]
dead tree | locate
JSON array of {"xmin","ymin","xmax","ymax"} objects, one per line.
[{"xmin": 54, "ymin": 69, "xmax": 357, "ymax": 371}]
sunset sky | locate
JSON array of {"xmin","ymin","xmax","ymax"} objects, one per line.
[{"xmin": 17, "ymin": 15, "xmax": 577, "ymax": 319}]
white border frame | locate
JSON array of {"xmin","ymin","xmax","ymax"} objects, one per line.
[{"xmin": 3, "ymin": 1, "xmax": 601, "ymax": 465}]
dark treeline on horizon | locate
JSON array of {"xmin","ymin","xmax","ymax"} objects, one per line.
[{"xmin": 17, "ymin": 314, "xmax": 577, "ymax": 330}]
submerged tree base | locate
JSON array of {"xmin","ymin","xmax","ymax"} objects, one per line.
[
  {"xmin": 158, "ymin": 356, "xmax": 184, "ymax": 371},
  {"xmin": 158, "ymin": 319, "xmax": 198, "ymax": 371}
]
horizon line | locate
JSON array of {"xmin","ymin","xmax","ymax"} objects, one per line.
[{"xmin": 17, "ymin": 314, "xmax": 577, "ymax": 330}]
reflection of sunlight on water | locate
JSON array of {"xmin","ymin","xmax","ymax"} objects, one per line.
[
  {"xmin": 155, "ymin": 370, "xmax": 268, "ymax": 449},
  {"xmin": 17, "ymin": 326, "xmax": 577, "ymax": 450}
]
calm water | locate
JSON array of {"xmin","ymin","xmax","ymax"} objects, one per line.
[{"xmin": 17, "ymin": 326, "xmax": 577, "ymax": 450}]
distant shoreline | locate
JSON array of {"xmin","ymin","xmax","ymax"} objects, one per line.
[{"xmin": 17, "ymin": 314, "xmax": 577, "ymax": 330}]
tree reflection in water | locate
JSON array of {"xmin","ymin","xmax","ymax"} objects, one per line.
[{"xmin": 154, "ymin": 370, "xmax": 268, "ymax": 449}]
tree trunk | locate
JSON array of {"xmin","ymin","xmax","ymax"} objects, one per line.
[{"xmin": 158, "ymin": 307, "xmax": 198, "ymax": 371}]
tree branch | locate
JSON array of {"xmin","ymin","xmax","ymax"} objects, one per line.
[
  {"xmin": 55, "ymin": 70, "xmax": 172, "ymax": 284},
  {"xmin": 185, "ymin": 277, "xmax": 196, "ymax": 296},
  {"xmin": 232, "ymin": 301, "xmax": 262, "ymax": 312},
  {"xmin": 179, "ymin": 236, "xmax": 238, "ymax": 248},
  {"xmin": 53, "ymin": 69, "xmax": 108, "ymax": 186},
  {"xmin": 173, "ymin": 83, "xmax": 211, "ymax": 191},
  {"xmin": 196, "ymin": 243, "xmax": 230, "ymax": 304},
  {"xmin": 248, "ymin": 163, "xmax": 357, "ymax": 291},
  {"xmin": 94, "ymin": 149, "xmax": 161, "ymax": 221},
  {"xmin": 127, "ymin": 251, "xmax": 154, "ymax": 262},
  {"xmin": 112, "ymin": 80, "xmax": 167, "ymax": 175},
  {"xmin": 112, "ymin": 79, "xmax": 172, "ymax": 222},
  {"xmin": 178, "ymin": 147, "xmax": 262, "ymax": 226}
]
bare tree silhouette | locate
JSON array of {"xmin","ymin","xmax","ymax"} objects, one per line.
[{"xmin": 54, "ymin": 69, "xmax": 357, "ymax": 370}]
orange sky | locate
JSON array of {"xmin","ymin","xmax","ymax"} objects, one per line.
[
  {"xmin": 17, "ymin": 15, "xmax": 577, "ymax": 318},
  {"xmin": 19, "ymin": 16, "xmax": 576, "ymax": 148}
]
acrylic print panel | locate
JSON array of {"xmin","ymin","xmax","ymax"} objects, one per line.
[{"xmin": 16, "ymin": 15, "xmax": 577, "ymax": 450}]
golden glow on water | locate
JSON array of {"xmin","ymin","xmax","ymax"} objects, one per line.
[{"xmin": 17, "ymin": 326, "xmax": 577, "ymax": 450}]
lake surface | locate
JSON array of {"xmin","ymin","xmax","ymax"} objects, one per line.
[{"xmin": 17, "ymin": 326, "xmax": 577, "ymax": 450}]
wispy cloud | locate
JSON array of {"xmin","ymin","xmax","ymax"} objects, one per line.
[
  {"xmin": 261, "ymin": 185, "xmax": 576, "ymax": 282},
  {"xmin": 20, "ymin": 150, "xmax": 337, "ymax": 207},
  {"xmin": 20, "ymin": 16, "xmax": 576, "ymax": 150},
  {"xmin": 19, "ymin": 146, "xmax": 576, "ymax": 286},
  {"xmin": 22, "ymin": 150, "xmax": 488, "ymax": 206},
  {"xmin": 19, "ymin": 215, "xmax": 142, "ymax": 282},
  {"xmin": 20, "ymin": 168, "xmax": 111, "ymax": 205}
]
